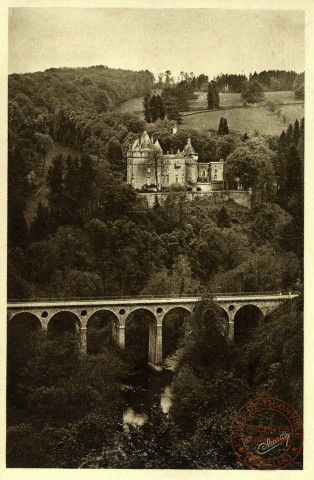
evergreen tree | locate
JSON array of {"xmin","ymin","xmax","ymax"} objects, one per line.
[
  {"xmin": 8, "ymin": 198, "xmax": 28, "ymax": 249},
  {"xmin": 218, "ymin": 117, "xmax": 229, "ymax": 135},
  {"xmin": 78, "ymin": 154, "xmax": 95, "ymax": 215},
  {"xmin": 293, "ymin": 119, "xmax": 300, "ymax": 145},
  {"xmin": 300, "ymin": 117, "xmax": 304, "ymax": 139},
  {"xmin": 286, "ymin": 145, "xmax": 302, "ymax": 193},
  {"xmin": 278, "ymin": 130, "xmax": 286, "ymax": 148},
  {"xmin": 47, "ymin": 154, "xmax": 64, "ymax": 200},
  {"xmin": 105, "ymin": 137, "xmax": 124, "ymax": 170},
  {"xmin": 143, "ymin": 93, "xmax": 152, "ymax": 123},
  {"xmin": 207, "ymin": 82, "xmax": 215, "ymax": 110},
  {"xmin": 214, "ymin": 84, "xmax": 220, "ymax": 108},
  {"xmin": 150, "ymin": 95, "xmax": 158, "ymax": 122},
  {"xmin": 286, "ymin": 124, "xmax": 294, "ymax": 144},
  {"xmin": 216, "ymin": 206, "xmax": 231, "ymax": 228},
  {"xmin": 47, "ymin": 154, "xmax": 66, "ymax": 227},
  {"xmin": 165, "ymin": 98, "xmax": 182, "ymax": 124},
  {"xmin": 155, "ymin": 95, "xmax": 166, "ymax": 121},
  {"xmin": 63, "ymin": 155, "xmax": 81, "ymax": 224},
  {"xmin": 29, "ymin": 202, "xmax": 51, "ymax": 241}
]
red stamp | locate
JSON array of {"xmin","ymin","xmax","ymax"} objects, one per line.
[{"xmin": 230, "ymin": 397, "xmax": 303, "ymax": 470}]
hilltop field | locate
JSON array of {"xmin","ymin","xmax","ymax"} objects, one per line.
[{"xmin": 117, "ymin": 90, "xmax": 304, "ymax": 136}]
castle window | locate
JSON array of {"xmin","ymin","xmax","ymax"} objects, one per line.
[
  {"xmin": 214, "ymin": 174, "xmax": 217, "ymax": 180},
  {"xmin": 175, "ymin": 176, "xmax": 178, "ymax": 183},
  {"xmin": 147, "ymin": 177, "xmax": 151, "ymax": 185},
  {"xmin": 166, "ymin": 175, "xmax": 169, "ymax": 184}
]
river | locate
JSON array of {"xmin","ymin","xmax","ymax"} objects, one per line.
[{"xmin": 122, "ymin": 351, "xmax": 181, "ymax": 426}]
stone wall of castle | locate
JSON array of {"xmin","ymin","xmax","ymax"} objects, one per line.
[{"xmin": 137, "ymin": 190, "xmax": 254, "ymax": 210}]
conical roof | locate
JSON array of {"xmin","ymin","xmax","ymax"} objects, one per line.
[
  {"xmin": 132, "ymin": 137, "xmax": 140, "ymax": 150},
  {"xmin": 154, "ymin": 139, "xmax": 163, "ymax": 152},
  {"xmin": 182, "ymin": 138, "xmax": 196, "ymax": 156},
  {"xmin": 140, "ymin": 131, "xmax": 153, "ymax": 149}
]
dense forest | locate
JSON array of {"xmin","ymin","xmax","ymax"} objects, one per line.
[
  {"xmin": 7, "ymin": 296, "xmax": 303, "ymax": 468},
  {"xmin": 7, "ymin": 65, "xmax": 304, "ymax": 469},
  {"xmin": 213, "ymin": 70, "xmax": 304, "ymax": 93}
]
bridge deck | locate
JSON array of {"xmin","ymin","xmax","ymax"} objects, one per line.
[{"xmin": 7, "ymin": 294, "xmax": 298, "ymax": 309}]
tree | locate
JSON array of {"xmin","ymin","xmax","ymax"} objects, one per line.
[
  {"xmin": 165, "ymin": 70, "xmax": 172, "ymax": 84},
  {"xmin": 294, "ymin": 84, "xmax": 304, "ymax": 100},
  {"xmin": 77, "ymin": 154, "xmax": 95, "ymax": 215},
  {"xmin": 217, "ymin": 117, "xmax": 229, "ymax": 135},
  {"xmin": 269, "ymin": 76, "xmax": 281, "ymax": 91},
  {"xmin": 105, "ymin": 137, "xmax": 123, "ymax": 170},
  {"xmin": 29, "ymin": 202, "xmax": 52, "ymax": 241},
  {"xmin": 207, "ymin": 82, "xmax": 214, "ymax": 109},
  {"xmin": 8, "ymin": 197, "xmax": 28, "ymax": 249},
  {"xmin": 143, "ymin": 93, "xmax": 152, "ymax": 123},
  {"xmin": 207, "ymin": 81, "xmax": 219, "ymax": 109},
  {"xmin": 214, "ymin": 85, "xmax": 220, "ymax": 108},
  {"xmin": 216, "ymin": 206, "xmax": 231, "ymax": 228},
  {"xmin": 286, "ymin": 145, "xmax": 302, "ymax": 193},
  {"xmin": 47, "ymin": 269, "xmax": 104, "ymax": 298},
  {"xmin": 293, "ymin": 119, "xmax": 300, "ymax": 145},
  {"xmin": 225, "ymin": 137, "xmax": 276, "ymax": 198},
  {"xmin": 241, "ymin": 80, "xmax": 265, "ymax": 103},
  {"xmin": 35, "ymin": 133, "xmax": 54, "ymax": 172},
  {"xmin": 181, "ymin": 300, "xmax": 230, "ymax": 371}
]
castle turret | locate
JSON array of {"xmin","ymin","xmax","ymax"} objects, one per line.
[
  {"xmin": 154, "ymin": 139, "xmax": 163, "ymax": 152},
  {"xmin": 140, "ymin": 131, "xmax": 155, "ymax": 149},
  {"xmin": 127, "ymin": 131, "xmax": 160, "ymax": 190},
  {"xmin": 183, "ymin": 138, "xmax": 198, "ymax": 185}
]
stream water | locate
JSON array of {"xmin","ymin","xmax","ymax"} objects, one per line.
[{"xmin": 122, "ymin": 350, "xmax": 181, "ymax": 426}]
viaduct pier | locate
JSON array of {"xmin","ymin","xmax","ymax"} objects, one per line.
[{"xmin": 7, "ymin": 293, "xmax": 297, "ymax": 370}]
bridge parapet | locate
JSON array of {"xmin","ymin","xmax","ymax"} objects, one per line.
[{"xmin": 7, "ymin": 293, "xmax": 298, "ymax": 370}]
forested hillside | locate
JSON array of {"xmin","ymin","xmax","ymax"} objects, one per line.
[
  {"xmin": 9, "ymin": 65, "xmax": 153, "ymax": 182},
  {"xmin": 8, "ymin": 66, "xmax": 304, "ymax": 469},
  {"xmin": 7, "ymin": 296, "xmax": 303, "ymax": 468}
]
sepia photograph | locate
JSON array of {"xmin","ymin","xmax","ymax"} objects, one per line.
[{"xmin": 6, "ymin": 2, "xmax": 305, "ymax": 470}]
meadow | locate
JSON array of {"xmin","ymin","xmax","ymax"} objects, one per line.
[
  {"xmin": 116, "ymin": 89, "xmax": 304, "ymax": 135},
  {"xmin": 183, "ymin": 90, "xmax": 304, "ymax": 135},
  {"xmin": 116, "ymin": 88, "xmax": 162, "ymax": 118},
  {"xmin": 181, "ymin": 104, "xmax": 304, "ymax": 136}
]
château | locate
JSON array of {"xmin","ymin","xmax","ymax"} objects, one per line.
[{"xmin": 127, "ymin": 131, "xmax": 225, "ymax": 192}]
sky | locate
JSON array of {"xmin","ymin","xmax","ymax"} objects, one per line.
[{"xmin": 8, "ymin": 8, "xmax": 304, "ymax": 78}]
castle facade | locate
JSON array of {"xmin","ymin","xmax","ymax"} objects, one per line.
[{"xmin": 127, "ymin": 131, "xmax": 225, "ymax": 193}]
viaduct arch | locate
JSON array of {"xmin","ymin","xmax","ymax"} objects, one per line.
[{"xmin": 7, "ymin": 294, "xmax": 297, "ymax": 371}]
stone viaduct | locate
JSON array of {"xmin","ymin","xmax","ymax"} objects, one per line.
[{"xmin": 7, "ymin": 293, "xmax": 297, "ymax": 371}]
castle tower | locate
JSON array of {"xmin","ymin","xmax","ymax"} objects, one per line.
[
  {"xmin": 127, "ymin": 131, "xmax": 162, "ymax": 191},
  {"xmin": 182, "ymin": 138, "xmax": 198, "ymax": 185},
  {"xmin": 210, "ymin": 159, "xmax": 225, "ymax": 190}
]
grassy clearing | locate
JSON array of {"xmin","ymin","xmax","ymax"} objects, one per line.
[
  {"xmin": 181, "ymin": 104, "xmax": 304, "ymax": 136},
  {"xmin": 116, "ymin": 96, "xmax": 144, "ymax": 117},
  {"xmin": 116, "ymin": 89, "xmax": 162, "ymax": 119},
  {"xmin": 115, "ymin": 89, "xmax": 303, "ymax": 136},
  {"xmin": 280, "ymin": 104, "xmax": 304, "ymax": 125}
]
